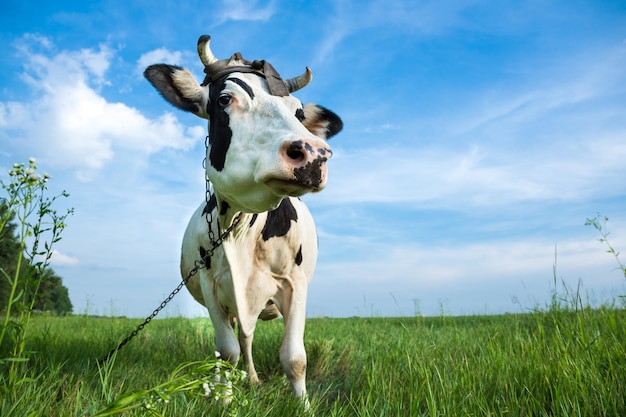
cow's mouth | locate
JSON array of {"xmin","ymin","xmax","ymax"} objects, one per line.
[{"xmin": 263, "ymin": 178, "xmax": 322, "ymax": 197}]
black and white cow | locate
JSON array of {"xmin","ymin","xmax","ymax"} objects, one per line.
[{"xmin": 144, "ymin": 35, "xmax": 342, "ymax": 399}]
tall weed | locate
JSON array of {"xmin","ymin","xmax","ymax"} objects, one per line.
[{"xmin": 0, "ymin": 158, "xmax": 72, "ymax": 388}]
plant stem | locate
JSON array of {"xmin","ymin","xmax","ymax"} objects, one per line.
[{"xmin": 0, "ymin": 202, "xmax": 29, "ymax": 351}]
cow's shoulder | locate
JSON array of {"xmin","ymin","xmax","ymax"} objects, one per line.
[{"xmin": 261, "ymin": 198, "xmax": 299, "ymax": 241}]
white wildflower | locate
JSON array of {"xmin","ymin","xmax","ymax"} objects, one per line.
[{"xmin": 203, "ymin": 382, "xmax": 212, "ymax": 397}]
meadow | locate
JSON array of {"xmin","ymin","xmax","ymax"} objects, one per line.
[
  {"xmin": 1, "ymin": 301, "xmax": 625, "ymax": 416},
  {"xmin": 3, "ymin": 128, "xmax": 625, "ymax": 416},
  {"xmin": 3, "ymin": 156, "xmax": 625, "ymax": 416}
]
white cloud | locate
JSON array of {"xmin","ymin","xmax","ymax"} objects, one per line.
[
  {"xmin": 16, "ymin": 38, "xmax": 114, "ymax": 91},
  {"xmin": 136, "ymin": 48, "xmax": 186, "ymax": 75},
  {"xmin": 33, "ymin": 249, "xmax": 79, "ymax": 267},
  {"xmin": 49, "ymin": 250, "xmax": 80, "ymax": 267},
  {"xmin": 325, "ymin": 238, "xmax": 619, "ymax": 286},
  {"xmin": 311, "ymin": 232, "xmax": 626, "ymax": 317},
  {"xmin": 1, "ymin": 36, "xmax": 204, "ymax": 180}
]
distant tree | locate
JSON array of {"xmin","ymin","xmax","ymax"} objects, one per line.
[
  {"xmin": 0, "ymin": 201, "xmax": 20, "ymax": 307},
  {"xmin": 27, "ymin": 268, "xmax": 73, "ymax": 315},
  {"xmin": 0, "ymin": 201, "xmax": 73, "ymax": 315}
]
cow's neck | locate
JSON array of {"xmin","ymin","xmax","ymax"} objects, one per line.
[{"xmin": 213, "ymin": 195, "xmax": 243, "ymax": 233}]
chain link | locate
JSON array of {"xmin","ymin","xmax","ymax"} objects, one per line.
[
  {"xmin": 206, "ymin": 172, "xmax": 217, "ymax": 245},
  {"xmin": 97, "ymin": 166, "xmax": 241, "ymax": 367}
]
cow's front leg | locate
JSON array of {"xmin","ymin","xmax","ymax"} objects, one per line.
[
  {"xmin": 279, "ymin": 279, "xmax": 308, "ymax": 398},
  {"xmin": 199, "ymin": 301, "xmax": 239, "ymax": 404},
  {"xmin": 199, "ymin": 275, "xmax": 240, "ymax": 364},
  {"xmin": 210, "ymin": 307, "xmax": 239, "ymax": 365},
  {"xmin": 238, "ymin": 322, "xmax": 259, "ymax": 384},
  {"xmin": 202, "ymin": 294, "xmax": 240, "ymax": 404}
]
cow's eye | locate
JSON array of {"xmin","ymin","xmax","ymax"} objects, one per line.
[{"xmin": 217, "ymin": 94, "xmax": 232, "ymax": 108}]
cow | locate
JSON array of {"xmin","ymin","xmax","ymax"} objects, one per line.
[{"xmin": 144, "ymin": 35, "xmax": 342, "ymax": 400}]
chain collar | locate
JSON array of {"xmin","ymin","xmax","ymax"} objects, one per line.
[
  {"xmin": 203, "ymin": 150, "xmax": 242, "ymax": 247},
  {"xmin": 204, "ymin": 183, "xmax": 242, "ymax": 249}
]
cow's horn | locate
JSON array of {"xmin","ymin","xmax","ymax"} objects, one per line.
[
  {"xmin": 197, "ymin": 35, "xmax": 218, "ymax": 67},
  {"xmin": 285, "ymin": 67, "xmax": 312, "ymax": 93}
]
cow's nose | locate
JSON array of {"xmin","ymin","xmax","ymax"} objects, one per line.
[
  {"xmin": 280, "ymin": 139, "xmax": 332, "ymax": 190},
  {"xmin": 282, "ymin": 139, "xmax": 332, "ymax": 169}
]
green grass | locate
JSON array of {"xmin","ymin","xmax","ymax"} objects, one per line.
[{"xmin": 1, "ymin": 305, "xmax": 625, "ymax": 416}]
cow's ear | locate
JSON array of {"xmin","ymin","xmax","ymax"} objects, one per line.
[
  {"xmin": 301, "ymin": 104, "xmax": 343, "ymax": 139},
  {"xmin": 144, "ymin": 64, "xmax": 209, "ymax": 118}
]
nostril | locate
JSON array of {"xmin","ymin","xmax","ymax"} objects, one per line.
[
  {"xmin": 287, "ymin": 148, "xmax": 305, "ymax": 162},
  {"xmin": 286, "ymin": 142, "xmax": 306, "ymax": 163}
]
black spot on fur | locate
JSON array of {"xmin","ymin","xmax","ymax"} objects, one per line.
[
  {"xmin": 199, "ymin": 246, "xmax": 211, "ymax": 268},
  {"xmin": 249, "ymin": 213, "xmax": 258, "ymax": 227},
  {"xmin": 295, "ymin": 245, "xmax": 303, "ymax": 266},
  {"xmin": 261, "ymin": 199, "xmax": 298, "ymax": 241},
  {"xmin": 202, "ymin": 193, "xmax": 218, "ymax": 215},
  {"xmin": 207, "ymin": 79, "xmax": 232, "ymax": 171},
  {"xmin": 220, "ymin": 201, "xmax": 230, "ymax": 216},
  {"xmin": 293, "ymin": 156, "xmax": 327, "ymax": 188},
  {"xmin": 295, "ymin": 108, "xmax": 305, "ymax": 122},
  {"xmin": 229, "ymin": 77, "xmax": 255, "ymax": 100}
]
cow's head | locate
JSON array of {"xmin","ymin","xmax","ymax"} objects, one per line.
[{"xmin": 144, "ymin": 35, "xmax": 342, "ymax": 213}]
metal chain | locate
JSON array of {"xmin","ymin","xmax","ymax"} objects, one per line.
[
  {"xmin": 96, "ymin": 259, "xmax": 204, "ymax": 367},
  {"xmin": 97, "ymin": 212, "xmax": 241, "ymax": 367},
  {"xmin": 97, "ymin": 146, "xmax": 241, "ymax": 367}
]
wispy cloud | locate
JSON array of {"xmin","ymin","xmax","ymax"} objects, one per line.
[
  {"xmin": 319, "ymin": 136, "xmax": 626, "ymax": 210},
  {"xmin": 312, "ymin": 0, "xmax": 475, "ymax": 65},
  {"xmin": 311, "ymin": 232, "xmax": 626, "ymax": 317},
  {"xmin": 316, "ymin": 37, "xmax": 626, "ymax": 210},
  {"xmin": 452, "ymin": 42, "xmax": 626, "ymax": 137},
  {"xmin": 216, "ymin": 0, "xmax": 276, "ymax": 23}
]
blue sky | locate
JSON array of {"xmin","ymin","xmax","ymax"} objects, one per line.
[{"xmin": 1, "ymin": 0, "xmax": 625, "ymax": 318}]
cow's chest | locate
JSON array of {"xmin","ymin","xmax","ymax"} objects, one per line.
[
  {"xmin": 182, "ymin": 197, "xmax": 317, "ymax": 318},
  {"xmin": 200, "ymin": 227, "xmax": 296, "ymax": 318}
]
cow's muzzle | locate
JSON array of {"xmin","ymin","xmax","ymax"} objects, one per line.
[
  {"xmin": 284, "ymin": 139, "xmax": 332, "ymax": 188},
  {"xmin": 266, "ymin": 139, "xmax": 332, "ymax": 195}
]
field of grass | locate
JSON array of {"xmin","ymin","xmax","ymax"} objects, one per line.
[
  {"xmin": 3, "ymin": 155, "xmax": 624, "ymax": 415},
  {"xmin": 1, "ymin": 302, "xmax": 625, "ymax": 416}
]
